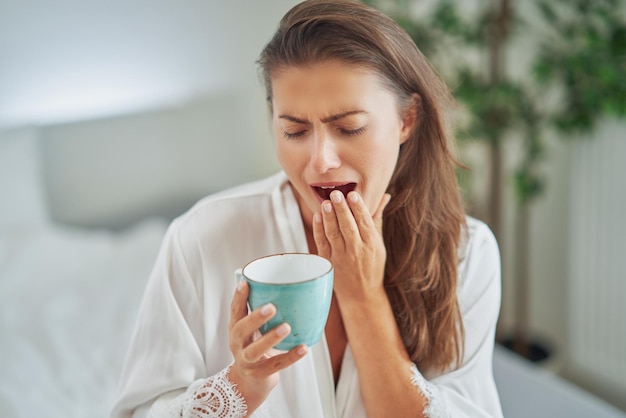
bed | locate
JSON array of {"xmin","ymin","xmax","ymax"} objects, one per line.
[
  {"xmin": 0, "ymin": 127, "xmax": 168, "ymax": 416},
  {"xmin": 1, "ymin": 123, "xmax": 624, "ymax": 417}
]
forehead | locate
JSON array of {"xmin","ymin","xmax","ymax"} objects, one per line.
[{"xmin": 270, "ymin": 60, "xmax": 396, "ymax": 112}]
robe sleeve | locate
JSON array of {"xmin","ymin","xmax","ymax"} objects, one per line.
[
  {"xmin": 410, "ymin": 220, "xmax": 504, "ymax": 418},
  {"xmin": 110, "ymin": 219, "xmax": 241, "ymax": 417}
]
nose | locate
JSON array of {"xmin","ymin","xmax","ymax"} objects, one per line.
[{"xmin": 309, "ymin": 132, "xmax": 341, "ymax": 174}]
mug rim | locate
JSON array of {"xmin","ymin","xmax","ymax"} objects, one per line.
[{"xmin": 242, "ymin": 252, "xmax": 333, "ymax": 286}]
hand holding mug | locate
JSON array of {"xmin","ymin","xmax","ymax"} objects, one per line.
[
  {"xmin": 228, "ymin": 253, "xmax": 334, "ymax": 413},
  {"xmin": 228, "ymin": 279, "xmax": 307, "ymax": 412}
]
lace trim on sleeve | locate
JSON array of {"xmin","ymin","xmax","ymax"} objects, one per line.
[
  {"xmin": 182, "ymin": 365, "xmax": 248, "ymax": 418},
  {"xmin": 409, "ymin": 364, "xmax": 449, "ymax": 418},
  {"xmin": 151, "ymin": 365, "xmax": 248, "ymax": 418}
]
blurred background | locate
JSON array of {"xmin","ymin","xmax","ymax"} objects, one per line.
[
  {"xmin": 0, "ymin": 0, "xmax": 624, "ymax": 416},
  {"xmin": 362, "ymin": 0, "xmax": 626, "ymax": 413}
]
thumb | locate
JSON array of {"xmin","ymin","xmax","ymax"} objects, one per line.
[{"xmin": 229, "ymin": 279, "xmax": 249, "ymax": 330}]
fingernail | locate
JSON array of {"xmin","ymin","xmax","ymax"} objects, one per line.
[
  {"xmin": 276, "ymin": 323, "xmax": 290, "ymax": 336},
  {"xmin": 236, "ymin": 280, "xmax": 244, "ymax": 292},
  {"xmin": 331, "ymin": 190, "xmax": 343, "ymax": 203},
  {"xmin": 296, "ymin": 345, "xmax": 308, "ymax": 356},
  {"xmin": 314, "ymin": 212, "xmax": 322, "ymax": 223},
  {"xmin": 323, "ymin": 202, "xmax": 332, "ymax": 213},
  {"xmin": 261, "ymin": 304, "xmax": 273, "ymax": 316},
  {"xmin": 348, "ymin": 191, "xmax": 358, "ymax": 203}
]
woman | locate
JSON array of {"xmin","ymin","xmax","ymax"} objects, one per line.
[{"xmin": 111, "ymin": 1, "xmax": 502, "ymax": 417}]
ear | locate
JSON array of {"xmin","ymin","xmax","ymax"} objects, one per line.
[{"xmin": 399, "ymin": 93, "xmax": 420, "ymax": 145}]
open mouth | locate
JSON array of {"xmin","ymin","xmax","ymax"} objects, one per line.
[{"xmin": 312, "ymin": 182, "xmax": 357, "ymax": 201}]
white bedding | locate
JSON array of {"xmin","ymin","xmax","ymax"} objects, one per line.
[
  {"xmin": 0, "ymin": 126, "xmax": 168, "ymax": 416},
  {"xmin": 0, "ymin": 219, "xmax": 167, "ymax": 417}
]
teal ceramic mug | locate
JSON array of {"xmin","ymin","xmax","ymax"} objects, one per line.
[{"xmin": 234, "ymin": 253, "xmax": 334, "ymax": 351}]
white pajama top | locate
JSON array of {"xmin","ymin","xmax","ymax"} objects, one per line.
[{"xmin": 111, "ymin": 171, "xmax": 503, "ymax": 418}]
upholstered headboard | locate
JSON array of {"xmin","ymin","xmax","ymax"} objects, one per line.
[{"xmin": 20, "ymin": 87, "xmax": 280, "ymax": 230}]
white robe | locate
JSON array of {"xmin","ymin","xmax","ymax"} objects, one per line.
[{"xmin": 111, "ymin": 171, "xmax": 503, "ymax": 418}]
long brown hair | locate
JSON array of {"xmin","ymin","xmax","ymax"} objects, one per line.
[{"xmin": 258, "ymin": 0, "xmax": 466, "ymax": 373}]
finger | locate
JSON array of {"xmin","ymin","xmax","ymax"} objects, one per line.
[
  {"xmin": 329, "ymin": 190, "xmax": 360, "ymax": 241},
  {"xmin": 230, "ymin": 303, "xmax": 276, "ymax": 352},
  {"xmin": 244, "ymin": 344, "xmax": 309, "ymax": 379},
  {"xmin": 320, "ymin": 199, "xmax": 345, "ymax": 250},
  {"xmin": 312, "ymin": 212, "xmax": 331, "ymax": 259},
  {"xmin": 241, "ymin": 323, "xmax": 291, "ymax": 363},
  {"xmin": 229, "ymin": 280, "xmax": 250, "ymax": 330},
  {"xmin": 346, "ymin": 191, "xmax": 377, "ymax": 241},
  {"xmin": 259, "ymin": 344, "xmax": 309, "ymax": 374},
  {"xmin": 372, "ymin": 193, "xmax": 391, "ymax": 235}
]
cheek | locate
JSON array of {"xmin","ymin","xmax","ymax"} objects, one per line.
[
  {"xmin": 367, "ymin": 128, "xmax": 402, "ymax": 168},
  {"xmin": 362, "ymin": 129, "xmax": 402, "ymax": 201},
  {"xmin": 275, "ymin": 141, "xmax": 306, "ymax": 177}
]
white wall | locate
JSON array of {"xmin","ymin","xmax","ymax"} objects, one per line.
[
  {"xmin": 0, "ymin": 0, "xmax": 300, "ymax": 128},
  {"xmin": 0, "ymin": 0, "xmax": 300, "ymax": 228}
]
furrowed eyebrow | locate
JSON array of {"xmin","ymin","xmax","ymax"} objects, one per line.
[
  {"xmin": 278, "ymin": 114, "xmax": 308, "ymax": 124},
  {"xmin": 278, "ymin": 110, "xmax": 368, "ymax": 124},
  {"xmin": 321, "ymin": 110, "xmax": 368, "ymax": 123}
]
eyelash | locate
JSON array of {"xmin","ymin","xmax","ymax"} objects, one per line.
[
  {"xmin": 282, "ymin": 126, "xmax": 367, "ymax": 140},
  {"xmin": 283, "ymin": 130, "xmax": 306, "ymax": 140},
  {"xmin": 341, "ymin": 126, "xmax": 366, "ymax": 136}
]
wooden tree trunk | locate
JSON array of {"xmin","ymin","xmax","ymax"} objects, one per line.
[
  {"xmin": 486, "ymin": 0, "xmax": 511, "ymax": 244},
  {"xmin": 487, "ymin": 141, "xmax": 502, "ymax": 242},
  {"xmin": 487, "ymin": 0, "xmax": 511, "ymax": 342}
]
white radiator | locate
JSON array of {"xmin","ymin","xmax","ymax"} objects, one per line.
[{"xmin": 568, "ymin": 120, "xmax": 626, "ymax": 391}]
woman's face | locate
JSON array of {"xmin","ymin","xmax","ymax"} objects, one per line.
[{"xmin": 271, "ymin": 60, "xmax": 415, "ymax": 229}]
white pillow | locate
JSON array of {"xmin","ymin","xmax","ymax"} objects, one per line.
[{"xmin": 0, "ymin": 127, "xmax": 48, "ymax": 229}]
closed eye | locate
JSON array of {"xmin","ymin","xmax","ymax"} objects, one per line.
[
  {"xmin": 283, "ymin": 130, "xmax": 307, "ymax": 139},
  {"xmin": 339, "ymin": 126, "xmax": 367, "ymax": 136},
  {"xmin": 282, "ymin": 126, "xmax": 366, "ymax": 139}
]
